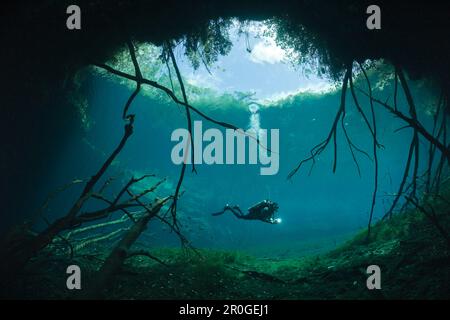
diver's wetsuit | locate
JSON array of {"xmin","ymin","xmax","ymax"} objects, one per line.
[{"xmin": 212, "ymin": 200, "xmax": 280, "ymax": 224}]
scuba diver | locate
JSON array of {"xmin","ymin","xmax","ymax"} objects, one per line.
[{"xmin": 212, "ymin": 200, "xmax": 281, "ymax": 224}]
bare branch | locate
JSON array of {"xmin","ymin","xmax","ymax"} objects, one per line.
[
  {"xmin": 349, "ymin": 73, "xmax": 380, "ymax": 147},
  {"xmin": 76, "ymin": 203, "xmax": 143, "ymax": 223},
  {"xmin": 126, "ymin": 250, "xmax": 168, "ymax": 267},
  {"xmin": 94, "ymin": 63, "xmax": 239, "ymax": 131},
  {"xmin": 383, "ymin": 135, "xmax": 416, "ymax": 219},
  {"xmin": 166, "ymin": 41, "xmax": 196, "ymax": 173},
  {"xmin": 98, "ymin": 176, "xmax": 116, "ymax": 194},
  {"xmin": 33, "ymin": 178, "xmax": 87, "ymax": 226},
  {"xmin": 65, "ymin": 212, "xmax": 143, "ymax": 240},
  {"xmin": 359, "ymin": 63, "xmax": 378, "ymax": 239},
  {"xmin": 83, "ymin": 196, "xmax": 171, "ymax": 298},
  {"xmin": 7, "ymin": 117, "xmax": 137, "ymax": 271},
  {"xmin": 425, "ymin": 91, "xmax": 444, "ymax": 193},
  {"xmin": 111, "ymin": 174, "xmax": 155, "ymax": 207},
  {"xmin": 91, "ymin": 193, "xmax": 137, "ymax": 222},
  {"xmin": 288, "ymin": 67, "xmax": 351, "ymax": 179},
  {"xmin": 94, "ymin": 62, "xmax": 273, "ymax": 155},
  {"xmin": 122, "ymin": 40, "xmax": 143, "ymax": 119},
  {"xmin": 357, "ymin": 88, "xmax": 450, "ymax": 163}
]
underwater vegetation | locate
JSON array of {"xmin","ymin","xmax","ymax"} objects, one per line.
[
  {"xmin": 2, "ymin": 186, "xmax": 449, "ymax": 299},
  {"xmin": 1, "ymin": 0, "xmax": 450, "ymax": 300}
]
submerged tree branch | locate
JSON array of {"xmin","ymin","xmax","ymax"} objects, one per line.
[
  {"xmin": 1, "ymin": 117, "xmax": 136, "ymax": 274},
  {"xmin": 349, "ymin": 73, "xmax": 379, "ymax": 148},
  {"xmin": 425, "ymin": 92, "xmax": 444, "ymax": 194},
  {"xmin": 357, "ymin": 88, "xmax": 450, "ymax": 163},
  {"xmin": 94, "ymin": 61, "xmax": 272, "ymax": 154},
  {"xmin": 396, "ymin": 67, "xmax": 420, "ymax": 199},
  {"xmin": 122, "ymin": 40, "xmax": 143, "ymax": 119},
  {"xmin": 33, "ymin": 178, "xmax": 87, "ymax": 226},
  {"xmin": 383, "ymin": 135, "xmax": 416, "ymax": 219},
  {"xmin": 166, "ymin": 42, "xmax": 195, "ymax": 230},
  {"xmin": 287, "ymin": 67, "xmax": 351, "ymax": 179},
  {"xmin": 83, "ymin": 196, "xmax": 171, "ymax": 298},
  {"xmin": 126, "ymin": 250, "xmax": 168, "ymax": 267},
  {"xmin": 94, "ymin": 63, "xmax": 239, "ymax": 131},
  {"xmin": 359, "ymin": 63, "xmax": 379, "ymax": 239},
  {"xmin": 166, "ymin": 42, "xmax": 196, "ymax": 173},
  {"xmin": 432, "ymin": 98, "xmax": 448, "ymax": 194}
]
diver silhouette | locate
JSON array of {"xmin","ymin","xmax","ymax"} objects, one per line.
[{"xmin": 212, "ymin": 200, "xmax": 281, "ymax": 224}]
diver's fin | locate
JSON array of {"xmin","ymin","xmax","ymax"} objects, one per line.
[{"xmin": 212, "ymin": 205, "xmax": 233, "ymax": 216}]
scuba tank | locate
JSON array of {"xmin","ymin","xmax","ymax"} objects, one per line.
[
  {"xmin": 248, "ymin": 200, "xmax": 278, "ymax": 216},
  {"xmin": 247, "ymin": 200, "xmax": 268, "ymax": 215}
]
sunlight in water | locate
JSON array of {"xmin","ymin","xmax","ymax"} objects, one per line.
[{"xmin": 248, "ymin": 103, "xmax": 264, "ymax": 140}]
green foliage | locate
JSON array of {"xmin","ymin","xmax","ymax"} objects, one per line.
[
  {"xmin": 183, "ymin": 19, "xmax": 233, "ymax": 70},
  {"xmin": 266, "ymin": 18, "xmax": 347, "ymax": 81},
  {"xmin": 11, "ymin": 199, "xmax": 450, "ymax": 299}
]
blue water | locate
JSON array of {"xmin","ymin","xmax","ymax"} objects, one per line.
[{"xmin": 30, "ymin": 56, "xmax": 439, "ymax": 259}]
